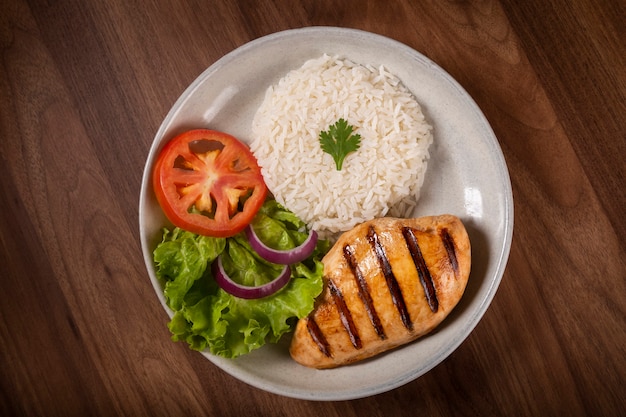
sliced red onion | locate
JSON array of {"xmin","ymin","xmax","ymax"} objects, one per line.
[
  {"xmin": 212, "ymin": 255, "xmax": 291, "ymax": 299},
  {"xmin": 245, "ymin": 225, "xmax": 318, "ymax": 264}
]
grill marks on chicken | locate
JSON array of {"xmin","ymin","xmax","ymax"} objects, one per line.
[
  {"xmin": 343, "ymin": 245, "xmax": 387, "ymax": 340},
  {"xmin": 367, "ymin": 226, "xmax": 414, "ymax": 332},
  {"xmin": 315, "ymin": 225, "xmax": 441, "ymax": 356},
  {"xmin": 290, "ymin": 215, "xmax": 471, "ymax": 368},
  {"xmin": 440, "ymin": 228, "xmax": 459, "ymax": 273},
  {"xmin": 402, "ymin": 226, "xmax": 439, "ymax": 313},
  {"xmin": 328, "ymin": 279, "xmax": 362, "ymax": 349},
  {"xmin": 306, "ymin": 317, "xmax": 331, "ymax": 358}
]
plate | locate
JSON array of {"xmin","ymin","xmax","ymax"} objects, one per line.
[{"xmin": 139, "ymin": 27, "xmax": 513, "ymax": 401}]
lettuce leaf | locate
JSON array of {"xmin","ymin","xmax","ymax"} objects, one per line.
[
  {"xmin": 153, "ymin": 227, "xmax": 226, "ymax": 311},
  {"xmin": 153, "ymin": 200, "xmax": 329, "ymax": 358}
]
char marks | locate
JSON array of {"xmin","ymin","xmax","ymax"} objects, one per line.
[
  {"xmin": 306, "ymin": 317, "xmax": 332, "ymax": 357},
  {"xmin": 440, "ymin": 228, "xmax": 459, "ymax": 273},
  {"xmin": 343, "ymin": 245, "xmax": 386, "ymax": 340},
  {"xmin": 367, "ymin": 226, "xmax": 413, "ymax": 331},
  {"xmin": 328, "ymin": 279, "xmax": 362, "ymax": 349},
  {"xmin": 402, "ymin": 227, "xmax": 439, "ymax": 313},
  {"xmin": 312, "ymin": 223, "xmax": 456, "ymax": 357}
]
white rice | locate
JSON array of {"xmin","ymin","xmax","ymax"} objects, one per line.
[{"xmin": 250, "ymin": 54, "xmax": 433, "ymax": 239}]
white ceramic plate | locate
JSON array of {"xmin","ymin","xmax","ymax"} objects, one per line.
[{"xmin": 139, "ymin": 27, "xmax": 513, "ymax": 401}]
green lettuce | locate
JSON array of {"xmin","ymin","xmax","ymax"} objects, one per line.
[{"xmin": 153, "ymin": 200, "xmax": 329, "ymax": 358}]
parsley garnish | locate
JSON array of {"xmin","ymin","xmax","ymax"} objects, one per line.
[{"xmin": 319, "ymin": 118, "xmax": 362, "ymax": 170}]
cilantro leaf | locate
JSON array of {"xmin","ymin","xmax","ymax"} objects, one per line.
[{"xmin": 319, "ymin": 118, "xmax": 361, "ymax": 170}]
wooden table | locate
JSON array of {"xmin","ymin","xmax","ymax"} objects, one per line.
[{"xmin": 1, "ymin": 1, "xmax": 624, "ymax": 415}]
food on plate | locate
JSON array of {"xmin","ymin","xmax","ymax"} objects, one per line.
[
  {"xmin": 153, "ymin": 129, "xmax": 267, "ymax": 238},
  {"xmin": 250, "ymin": 54, "xmax": 433, "ymax": 239},
  {"xmin": 289, "ymin": 215, "xmax": 470, "ymax": 368},
  {"xmin": 150, "ymin": 54, "xmax": 446, "ymax": 364},
  {"xmin": 153, "ymin": 199, "xmax": 330, "ymax": 358}
]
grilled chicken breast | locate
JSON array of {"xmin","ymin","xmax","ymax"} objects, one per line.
[{"xmin": 290, "ymin": 215, "xmax": 471, "ymax": 368}]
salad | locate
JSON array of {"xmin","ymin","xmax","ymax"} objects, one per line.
[{"xmin": 151, "ymin": 129, "xmax": 330, "ymax": 358}]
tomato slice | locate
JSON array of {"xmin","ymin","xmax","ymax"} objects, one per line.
[{"xmin": 152, "ymin": 129, "xmax": 268, "ymax": 237}]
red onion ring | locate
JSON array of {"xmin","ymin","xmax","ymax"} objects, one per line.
[
  {"xmin": 245, "ymin": 225, "xmax": 318, "ymax": 264},
  {"xmin": 212, "ymin": 255, "xmax": 291, "ymax": 299}
]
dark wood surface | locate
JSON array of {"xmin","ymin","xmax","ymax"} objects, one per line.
[{"xmin": 1, "ymin": 1, "xmax": 624, "ymax": 416}]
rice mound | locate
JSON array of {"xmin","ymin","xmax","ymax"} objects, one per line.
[{"xmin": 250, "ymin": 54, "xmax": 433, "ymax": 239}]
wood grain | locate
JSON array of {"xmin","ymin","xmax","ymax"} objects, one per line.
[{"xmin": 1, "ymin": 0, "xmax": 624, "ymax": 416}]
